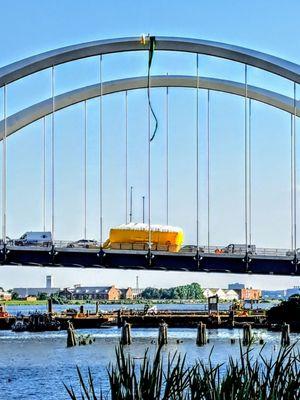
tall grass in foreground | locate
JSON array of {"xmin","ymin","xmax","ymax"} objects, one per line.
[{"xmin": 65, "ymin": 343, "xmax": 300, "ymax": 399}]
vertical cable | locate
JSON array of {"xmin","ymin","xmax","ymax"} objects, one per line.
[
  {"xmin": 291, "ymin": 113, "xmax": 294, "ymax": 251},
  {"xmin": 293, "ymin": 82, "xmax": 297, "ymax": 251},
  {"xmin": 125, "ymin": 91, "xmax": 128, "ymax": 224},
  {"xmin": 83, "ymin": 100, "xmax": 87, "ymax": 239},
  {"xmin": 129, "ymin": 186, "xmax": 133, "ymax": 223},
  {"xmin": 2, "ymin": 85, "xmax": 7, "ymax": 244},
  {"xmin": 207, "ymin": 89, "xmax": 210, "ymax": 252},
  {"xmin": 99, "ymin": 55, "xmax": 103, "ymax": 246},
  {"xmin": 42, "ymin": 117, "xmax": 46, "ymax": 232},
  {"xmin": 244, "ymin": 65, "xmax": 248, "ymax": 251},
  {"xmin": 166, "ymin": 82, "xmax": 169, "ymax": 226},
  {"xmin": 148, "ymin": 88, "xmax": 151, "ymax": 250},
  {"xmin": 51, "ymin": 67, "xmax": 55, "ymax": 241},
  {"xmin": 196, "ymin": 54, "xmax": 200, "ymax": 250},
  {"xmin": 142, "ymin": 195, "xmax": 145, "ymax": 223},
  {"xmin": 249, "ymin": 99, "xmax": 252, "ymax": 246}
]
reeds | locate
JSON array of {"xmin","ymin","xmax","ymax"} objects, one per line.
[{"xmin": 65, "ymin": 342, "xmax": 300, "ymax": 399}]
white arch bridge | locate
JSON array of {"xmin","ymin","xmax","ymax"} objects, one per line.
[{"xmin": 0, "ymin": 36, "xmax": 299, "ymax": 275}]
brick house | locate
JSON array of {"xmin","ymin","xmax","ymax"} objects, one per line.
[
  {"xmin": 240, "ymin": 288, "xmax": 261, "ymax": 301},
  {"xmin": 119, "ymin": 287, "xmax": 133, "ymax": 300}
]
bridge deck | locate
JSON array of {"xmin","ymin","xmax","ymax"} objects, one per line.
[{"xmin": 0, "ymin": 246, "xmax": 299, "ymax": 276}]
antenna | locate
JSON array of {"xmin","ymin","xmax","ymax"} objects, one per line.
[{"xmin": 129, "ymin": 186, "xmax": 133, "ymax": 223}]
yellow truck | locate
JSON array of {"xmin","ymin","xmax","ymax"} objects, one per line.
[{"xmin": 103, "ymin": 223, "xmax": 183, "ymax": 252}]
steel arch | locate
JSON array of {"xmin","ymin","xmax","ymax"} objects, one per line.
[
  {"xmin": 0, "ymin": 36, "xmax": 299, "ymax": 87},
  {"xmin": 0, "ymin": 75, "xmax": 299, "ymax": 140}
]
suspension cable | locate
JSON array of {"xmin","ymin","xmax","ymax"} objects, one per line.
[
  {"xmin": 2, "ymin": 85, "xmax": 7, "ymax": 244},
  {"xmin": 42, "ymin": 117, "xmax": 46, "ymax": 232},
  {"xmin": 166, "ymin": 79, "xmax": 169, "ymax": 226},
  {"xmin": 244, "ymin": 65, "xmax": 249, "ymax": 251},
  {"xmin": 293, "ymin": 82, "xmax": 297, "ymax": 251},
  {"xmin": 99, "ymin": 55, "xmax": 103, "ymax": 246},
  {"xmin": 207, "ymin": 89, "xmax": 210, "ymax": 252},
  {"xmin": 148, "ymin": 85, "xmax": 151, "ymax": 250},
  {"xmin": 196, "ymin": 54, "xmax": 200, "ymax": 251},
  {"xmin": 51, "ymin": 67, "xmax": 55, "ymax": 241},
  {"xmin": 125, "ymin": 90, "xmax": 128, "ymax": 224},
  {"xmin": 83, "ymin": 100, "xmax": 87, "ymax": 240},
  {"xmin": 249, "ymin": 99, "xmax": 252, "ymax": 246},
  {"xmin": 291, "ymin": 113, "xmax": 294, "ymax": 251}
]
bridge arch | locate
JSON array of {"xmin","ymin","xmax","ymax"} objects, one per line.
[
  {"xmin": 0, "ymin": 75, "xmax": 299, "ymax": 139},
  {"xmin": 0, "ymin": 36, "xmax": 299, "ymax": 87}
]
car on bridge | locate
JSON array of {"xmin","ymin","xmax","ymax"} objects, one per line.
[
  {"xmin": 67, "ymin": 239, "xmax": 99, "ymax": 249},
  {"xmin": 217, "ymin": 244, "xmax": 256, "ymax": 254}
]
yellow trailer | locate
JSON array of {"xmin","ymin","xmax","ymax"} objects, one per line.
[{"xmin": 104, "ymin": 223, "xmax": 184, "ymax": 252}]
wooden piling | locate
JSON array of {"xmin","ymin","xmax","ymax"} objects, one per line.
[
  {"xmin": 242, "ymin": 324, "xmax": 252, "ymax": 346},
  {"xmin": 47, "ymin": 298, "xmax": 53, "ymax": 314},
  {"xmin": 196, "ymin": 322, "xmax": 207, "ymax": 346},
  {"xmin": 281, "ymin": 323, "xmax": 290, "ymax": 346},
  {"xmin": 79, "ymin": 305, "xmax": 84, "ymax": 314},
  {"xmin": 67, "ymin": 321, "xmax": 77, "ymax": 347},
  {"xmin": 120, "ymin": 321, "xmax": 132, "ymax": 345},
  {"xmin": 158, "ymin": 321, "xmax": 168, "ymax": 346},
  {"xmin": 95, "ymin": 301, "xmax": 99, "ymax": 315}
]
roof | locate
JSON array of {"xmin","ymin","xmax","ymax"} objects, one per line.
[{"xmin": 72, "ymin": 286, "xmax": 115, "ymax": 295}]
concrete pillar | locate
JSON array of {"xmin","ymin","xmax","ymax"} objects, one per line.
[
  {"xmin": 158, "ymin": 321, "xmax": 168, "ymax": 346},
  {"xmin": 281, "ymin": 323, "xmax": 290, "ymax": 346},
  {"xmin": 242, "ymin": 324, "xmax": 252, "ymax": 346},
  {"xmin": 196, "ymin": 322, "xmax": 207, "ymax": 346},
  {"xmin": 120, "ymin": 321, "xmax": 132, "ymax": 345}
]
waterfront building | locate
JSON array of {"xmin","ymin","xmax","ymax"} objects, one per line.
[
  {"xmin": 286, "ymin": 286, "xmax": 300, "ymax": 298},
  {"xmin": 261, "ymin": 290, "xmax": 285, "ymax": 299},
  {"xmin": 13, "ymin": 287, "xmax": 60, "ymax": 298},
  {"xmin": 59, "ymin": 285, "xmax": 134, "ymax": 300},
  {"xmin": 203, "ymin": 288, "xmax": 239, "ymax": 301},
  {"xmin": 228, "ymin": 283, "xmax": 245, "ymax": 290},
  {"xmin": 0, "ymin": 287, "xmax": 12, "ymax": 301}
]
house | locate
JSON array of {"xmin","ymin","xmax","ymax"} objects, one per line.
[
  {"xmin": 203, "ymin": 288, "xmax": 239, "ymax": 301},
  {"xmin": 240, "ymin": 288, "xmax": 261, "ymax": 301},
  {"xmin": 0, "ymin": 287, "xmax": 12, "ymax": 301},
  {"xmin": 70, "ymin": 285, "xmax": 121, "ymax": 300},
  {"xmin": 119, "ymin": 287, "xmax": 134, "ymax": 300}
]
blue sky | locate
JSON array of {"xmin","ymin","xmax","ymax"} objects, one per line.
[{"xmin": 0, "ymin": 0, "xmax": 300, "ymax": 290}]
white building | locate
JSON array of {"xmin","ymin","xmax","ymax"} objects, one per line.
[{"xmin": 203, "ymin": 288, "xmax": 239, "ymax": 301}]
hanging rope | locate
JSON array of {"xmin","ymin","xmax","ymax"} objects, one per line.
[
  {"xmin": 2, "ymin": 85, "xmax": 7, "ymax": 244},
  {"xmin": 141, "ymin": 35, "xmax": 158, "ymax": 142},
  {"xmin": 51, "ymin": 67, "xmax": 55, "ymax": 242},
  {"xmin": 99, "ymin": 55, "xmax": 103, "ymax": 246},
  {"xmin": 125, "ymin": 91, "xmax": 128, "ymax": 224},
  {"xmin": 43, "ymin": 117, "xmax": 46, "ymax": 232},
  {"xmin": 207, "ymin": 90, "xmax": 210, "ymax": 252}
]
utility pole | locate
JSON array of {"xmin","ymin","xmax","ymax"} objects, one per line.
[{"xmin": 129, "ymin": 186, "xmax": 133, "ymax": 223}]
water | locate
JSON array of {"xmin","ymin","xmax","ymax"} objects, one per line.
[{"xmin": 0, "ymin": 326, "xmax": 298, "ymax": 400}]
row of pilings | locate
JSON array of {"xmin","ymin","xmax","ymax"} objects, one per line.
[{"xmin": 118, "ymin": 321, "xmax": 292, "ymax": 347}]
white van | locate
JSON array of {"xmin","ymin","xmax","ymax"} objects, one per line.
[{"xmin": 14, "ymin": 232, "xmax": 52, "ymax": 247}]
